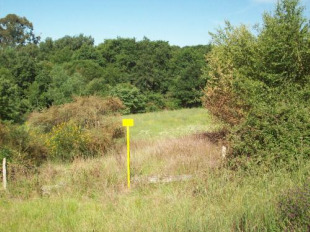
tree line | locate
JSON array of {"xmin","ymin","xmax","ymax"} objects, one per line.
[{"xmin": 0, "ymin": 14, "xmax": 211, "ymax": 122}]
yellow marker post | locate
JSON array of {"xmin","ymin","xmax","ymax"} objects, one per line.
[{"xmin": 122, "ymin": 119, "xmax": 134, "ymax": 189}]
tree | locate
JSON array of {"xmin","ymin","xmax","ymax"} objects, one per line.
[
  {"xmin": 46, "ymin": 66, "xmax": 86, "ymax": 105},
  {"xmin": 202, "ymin": 0, "xmax": 310, "ymax": 166},
  {"xmin": 170, "ymin": 46, "xmax": 210, "ymax": 107},
  {"xmin": 53, "ymin": 34, "xmax": 94, "ymax": 51},
  {"xmin": 0, "ymin": 14, "xmax": 40, "ymax": 47},
  {"xmin": 63, "ymin": 60, "xmax": 105, "ymax": 81},
  {"xmin": 202, "ymin": 22, "xmax": 256, "ymax": 125},
  {"xmin": 257, "ymin": 0, "xmax": 310, "ymax": 86},
  {"xmin": 109, "ymin": 83, "xmax": 146, "ymax": 114},
  {"xmin": 0, "ymin": 68, "xmax": 21, "ymax": 121}
]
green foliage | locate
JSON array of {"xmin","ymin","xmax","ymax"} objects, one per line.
[
  {"xmin": 0, "ymin": 68, "xmax": 21, "ymax": 121},
  {"xmin": 12, "ymin": 45, "xmax": 38, "ymax": 89},
  {"xmin": 46, "ymin": 66, "xmax": 86, "ymax": 105},
  {"xmin": 257, "ymin": 0, "xmax": 310, "ymax": 86},
  {"xmin": 110, "ymin": 83, "xmax": 147, "ymax": 114},
  {"xmin": 84, "ymin": 78, "xmax": 110, "ymax": 96},
  {"xmin": 0, "ymin": 147, "xmax": 12, "ymax": 160},
  {"xmin": 63, "ymin": 60, "xmax": 104, "ymax": 81},
  {"xmin": 170, "ymin": 46, "xmax": 210, "ymax": 107},
  {"xmin": 202, "ymin": 22, "xmax": 256, "ymax": 125},
  {"xmin": 0, "ymin": 19, "xmax": 210, "ymax": 122},
  {"xmin": 0, "ymin": 14, "xmax": 40, "ymax": 47},
  {"xmin": 53, "ymin": 34, "xmax": 94, "ymax": 51},
  {"xmin": 202, "ymin": 0, "xmax": 310, "ymax": 167},
  {"xmin": 145, "ymin": 92, "xmax": 166, "ymax": 112}
]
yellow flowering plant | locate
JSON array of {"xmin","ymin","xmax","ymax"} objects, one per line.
[{"xmin": 46, "ymin": 121, "xmax": 91, "ymax": 161}]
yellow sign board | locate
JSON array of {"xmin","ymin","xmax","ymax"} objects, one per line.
[{"xmin": 122, "ymin": 119, "xmax": 134, "ymax": 127}]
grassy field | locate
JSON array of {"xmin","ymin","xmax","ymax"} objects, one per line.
[
  {"xmin": 0, "ymin": 108, "xmax": 308, "ymax": 231},
  {"xmin": 123, "ymin": 108, "xmax": 221, "ymax": 140}
]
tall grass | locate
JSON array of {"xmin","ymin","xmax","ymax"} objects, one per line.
[
  {"xmin": 0, "ymin": 108, "xmax": 308, "ymax": 231},
  {"xmin": 1, "ymin": 161, "xmax": 308, "ymax": 231}
]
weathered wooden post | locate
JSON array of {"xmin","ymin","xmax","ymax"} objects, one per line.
[
  {"xmin": 221, "ymin": 146, "xmax": 227, "ymax": 159},
  {"xmin": 2, "ymin": 158, "xmax": 7, "ymax": 190}
]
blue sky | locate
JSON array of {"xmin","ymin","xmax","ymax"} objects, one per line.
[{"xmin": 0, "ymin": 0, "xmax": 309, "ymax": 46}]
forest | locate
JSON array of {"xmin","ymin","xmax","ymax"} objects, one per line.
[{"xmin": 0, "ymin": 15, "xmax": 210, "ymax": 122}]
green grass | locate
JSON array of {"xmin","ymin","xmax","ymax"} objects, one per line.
[
  {"xmin": 0, "ymin": 108, "xmax": 309, "ymax": 231},
  {"xmin": 1, "ymin": 165, "xmax": 308, "ymax": 232},
  {"xmin": 123, "ymin": 108, "xmax": 220, "ymax": 140}
]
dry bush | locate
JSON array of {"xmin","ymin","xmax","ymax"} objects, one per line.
[
  {"xmin": 0, "ymin": 122, "xmax": 48, "ymax": 165},
  {"xmin": 202, "ymin": 86, "xmax": 246, "ymax": 126},
  {"xmin": 27, "ymin": 96, "xmax": 125, "ymax": 160},
  {"xmin": 28, "ymin": 96, "xmax": 124, "ymax": 132}
]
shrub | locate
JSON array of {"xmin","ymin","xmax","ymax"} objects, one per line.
[
  {"xmin": 202, "ymin": 0, "xmax": 310, "ymax": 168},
  {"xmin": 230, "ymin": 84, "xmax": 310, "ymax": 168},
  {"xmin": 28, "ymin": 96, "xmax": 124, "ymax": 132},
  {"xmin": 145, "ymin": 93, "xmax": 166, "ymax": 112},
  {"xmin": 278, "ymin": 180, "xmax": 310, "ymax": 230},
  {"xmin": 0, "ymin": 147, "xmax": 12, "ymax": 160},
  {"xmin": 109, "ymin": 83, "xmax": 146, "ymax": 114},
  {"xmin": 45, "ymin": 121, "xmax": 90, "ymax": 160},
  {"xmin": 0, "ymin": 121, "xmax": 48, "ymax": 166},
  {"xmin": 202, "ymin": 22, "xmax": 255, "ymax": 126},
  {"xmin": 28, "ymin": 96, "xmax": 125, "ymax": 161},
  {"xmin": 163, "ymin": 98, "xmax": 181, "ymax": 110}
]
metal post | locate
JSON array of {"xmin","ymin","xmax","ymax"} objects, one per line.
[{"xmin": 127, "ymin": 126, "xmax": 130, "ymax": 189}]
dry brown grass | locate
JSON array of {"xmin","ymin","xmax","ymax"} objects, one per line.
[
  {"xmin": 4, "ymin": 133, "xmax": 222, "ymax": 199},
  {"xmin": 118, "ymin": 134, "xmax": 223, "ymax": 179}
]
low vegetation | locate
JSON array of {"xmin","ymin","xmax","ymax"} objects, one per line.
[
  {"xmin": 0, "ymin": 108, "xmax": 308, "ymax": 231},
  {"xmin": 0, "ymin": 96, "xmax": 124, "ymax": 172}
]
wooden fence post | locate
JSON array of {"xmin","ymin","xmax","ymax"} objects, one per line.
[{"xmin": 221, "ymin": 146, "xmax": 227, "ymax": 159}]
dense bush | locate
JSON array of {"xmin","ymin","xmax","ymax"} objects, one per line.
[
  {"xmin": 109, "ymin": 83, "xmax": 147, "ymax": 114},
  {"xmin": 45, "ymin": 121, "xmax": 90, "ymax": 160},
  {"xmin": 145, "ymin": 92, "xmax": 166, "ymax": 112},
  {"xmin": 9, "ymin": 96, "xmax": 125, "ymax": 162},
  {"xmin": 202, "ymin": 0, "xmax": 310, "ymax": 167},
  {"xmin": 28, "ymin": 96, "xmax": 124, "ymax": 131},
  {"xmin": 0, "ymin": 96, "xmax": 125, "ymax": 179},
  {"xmin": 230, "ymin": 85, "xmax": 310, "ymax": 168},
  {"xmin": 0, "ymin": 121, "xmax": 47, "ymax": 166},
  {"xmin": 0, "ymin": 68, "xmax": 22, "ymax": 122}
]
